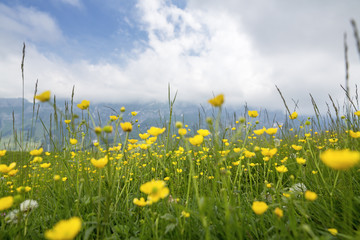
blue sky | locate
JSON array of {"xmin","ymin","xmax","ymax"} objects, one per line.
[{"xmin": 1, "ymin": 0, "xmax": 360, "ymax": 113}]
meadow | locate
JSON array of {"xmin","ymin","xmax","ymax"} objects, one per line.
[{"xmin": 1, "ymin": 88, "xmax": 360, "ymax": 240}]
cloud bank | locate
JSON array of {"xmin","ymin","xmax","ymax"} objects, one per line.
[{"xmin": 0, "ymin": 0, "xmax": 359, "ymax": 114}]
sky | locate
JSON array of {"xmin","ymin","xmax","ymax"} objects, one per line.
[{"xmin": 1, "ymin": 0, "xmax": 360, "ymax": 114}]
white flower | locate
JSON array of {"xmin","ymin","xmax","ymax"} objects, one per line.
[
  {"xmin": 20, "ymin": 200, "xmax": 39, "ymax": 212},
  {"xmin": 5, "ymin": 209, "xmax": 20, "ymax": 224}
]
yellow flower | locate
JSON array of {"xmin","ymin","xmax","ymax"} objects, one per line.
[
  {"xmin": 253, "ymin": 127, "xmax": 266, "ymax": 135},
  {"xmin": 0, "ymin": 196, "xmax": 14, "ymax": 211},
  {"xmin": 62, "ymin": 177, "xmax": 67, "ymax": 182},
  {"xmin": 128, "ymin": 139, "xmax": 138, "ymax": 144},
  {"xmin": 77, "ymin": 100, "xmax": 90, "ymax": 110},
  {"xmin": 131, "ymin": 111, "xmax": 138, "ymax": 116},
  {"xmin": 355, "ymin": 111, "xmax": 360, "ymax": 116},
  {"xmin": 139, "ymin": 133, "xmax": 150, "ymax": 139},
  {"xmin": 208, "ymin": 94, "xmax": 224, "ymax": 107},
  {"xmin": 69, "ymin": 138, "xmax": 78, "ymax": 145},
  {"xmin": 274, "ymin": 207, "xmax": 284, "ymax": 218},
  {"xmin": 244, "ymin": 150, "xmax": 256, "ymax": 158},
  {"xmin": 305, "ymin": 190, "xmax": 318, "ymax": 201},
  {"xmin": 349, "ymin": 130, "xmax": 360, "ymax": 138},
  {"xmin": 140, "ymin": 180, "xmax": 169, "ymax": 203},
  {"xmin": 35, "ymin": 90, "xmax": 51, "ymax": 102},
  {"xmin": 328, "ymin": 228, "xmax": 338, "ymax": 236},
  {"xmin": 133, "ymin": 197, "xmax": 150, "ymax": 207},
  {"xmin": 291, "ymin": 145, "xmax": 302, "ymax": 151},
  {"xmin": 30, "ymin": 148, "xmax": 43, "ymax": 156},
  {"xmin": 189, "ymin": 135, "xmax": 204, "ymax": 146},
  {"xmin": 296, "ymin": 158, "xmax": 306, "ymax": 165},
  {"xmin": 197, "ymin": 129, "xmax": 210, "ymax": 137},
  {"xmin": 91, "ymin": 156, "xmax": 108, "ymax": 169},
  {"xmin": 121, "ymin": 122, "xmax": 133, "ymax": 132},
  {"xmin": 147, "ymin": 127, "xmax": 166, "ymax": 136},
  {"xmin": 53, "ymin": 175, "xmax": 61, "ymax": 181},
  {"xmin": 320, "ymin": 149, "xmax": 360, "ymax": 170},
  {"xmin": 0, "ymin": 150, "xmax": 7, "ymax": 157},
  {"xmin": 261, "ymin": 148, "xmax": 277, "ymax": 158},
  {"xmin": 252, "ymin": 201, "xmax": 268, "ymax": 215},
  {"xmin": 248, "ymin": 110, "xmax": 259, "ymax": 118},
  {"xmin": 275, "ymin": 165, "xmax": 288, "ymax": 173},
  {"xmin": 178, "ymin": 128, "xmax": 187, "ymax": 136},
  {"xmin": 109, "ymin": 115, "xmax": 118, "ymax": 121},
  {"xmin": 0, "ymin": 162, "xmax": 16, "ymax": 174},
  {"xmin": 40, "ymin": 163, "xmax": 51, "ymax": 168},
  {"xmin": 94, "ymin": 127, "xmax": 102, "ymax": 134},
  {"xmin": 120, "ymin": 106, "xmax": 126, "ymax": 112},
  {"xmin": 289, "ymin": 112, "xmax": 298, "ymax": 119},
  {"xmin": 64, "ymin": 120, "xmax": 71, "ymax": 124},
  {"xmin": 265, "ymin": 128, "xmax": 278, "ymax": 135},
  {"xmin": 44, "ymin": 216, "xmax": 82, "ymax": 240},
  {"xmin": 181, "ymin": 211, "xmax": 190, "ymax": 218},
  {"xmin": 8, "ymin": 169, "xmax": 18, "ymax": 176}
]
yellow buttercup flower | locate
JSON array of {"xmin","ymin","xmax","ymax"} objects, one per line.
[
  {"xmin": 91, "ymin": 156, "xmax": 108, "ymax": 169},
  {"xmin": 35, "ymin": 90, "xmax": 51, "ymax": 102},
  {"xmin": 140, "ymin": 180, "xmax": 169, "ymax": 203},
  {"xmin": 139, "ymin": 133, "xmax": 150, "ymax": 139},
  {"xmin": 109, "ymin": 115, "xmax": 118, "ymax": 121},
  {"xmin": 131, "ymin": 111, "xmax": 138, "ymax": 116},
  {"xmin": 253, "ymin": 127, "xmax": 266, "ymax": 135},
  {"xmin": 274, "ymin": 207, "xmax": 284, "ymax": 218},
  {"xmin": 305, "ymin": 190, "xmax": 318, "ymax": 201},
  {"xmin": 53, "ymin": 175, "xmax": 61, "ymax": 181},
  {"xmin": 296, "ymin": 158, "xmax": 306, "ymax": 165},
  {"xmin": 30, "ymin": 148, "xmax": 43, "ymax": 156},
  {"xmin": 44, "ymin": 216, "xmax": 82, "ymax": 240},
  {"xmin": 197, "ymin": 129, "xmax": 210, "ymax": 137},
  {"xmin": 77, "ymin": 100, "xmax": 90, "ymax": 110},
  {"xmin": 291, "ymin": 145, "xmax": 302, "ymax": 151},
  {"xmin": 0, "ymin": 196, "xmax": 14, "ymax": 211},
  {"xmin": 208, "ymin": 94, "xmax": 224, "ymax": 107},
  {"xmin": 181, "ymin": 211, "xmax": 190, "ymax": 218},
  {"xmin": 275, "ymin": 165, "xmax": 288, "ymax": 173},
  {"xmin": 289, "ymin": 112, "xmax": 298, "ymax": 119},
  {"xmin": 69, "ymin": 138, "xmax": 78, "ymax": 145},
  {"xmin": 328, "ymin": 228, "xmax": 338, "ymax": 236},
  {"xmin": 121, "ymin": 122, "xmax": 133, "ymax": 132},
  {"xmin": 355, "ymin": 111, "xmax": 360, "ymax": 116},
  {"xmin": 189, "ymin": 135, "xmax": 204, "ymax": 146},
  {"xmin": 349, "ymin": 130, "xmax": 360, "ymax": 138},
  {"xmin": 265, "ymin": 128, "xmax": 278, "ymax": 135},
  {"xmin": 64, "ymin": 120, "xmax": 71, "ymax": 124},
  {"xmin": 252, "ymin": 201, "xmax": 268, "ymax": 215},
  {"xmin": 178, "ymin": 128, "xmax": 187, "ymax": 136},
  {"xmin": 133, "ymin": 197, "xmax": 150, "ymax": 207},
  {"xmin": 248, "ymin": 110, "xmax": 259, "ymax": 118},
  {"xmin": 147, "ymin": 127, "xmax": 166, "ymax": 136},
  {"xmin": 0, "ymin": 150, "xmax": 6, "ymax": 157},
  {"xmin": 40, "ymin": 163, "xmax": 51, "ymax": 168},
  {"xmin": 320, "ymin": 149, "xmax": 360, "ymax": 170},
  {"xmin": 0, "ymin": 162, "xmax": 16, "ymax": 174},
  {"xmin": 261, "ymin": 148, "xmax": 277, "ymax": 158}
]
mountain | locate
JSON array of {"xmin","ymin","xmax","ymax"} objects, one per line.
[{"xmin": 0, "ymin": 97, "xmax": 287, "ymax": 150}]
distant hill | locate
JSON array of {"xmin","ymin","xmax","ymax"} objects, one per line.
[{"xmin": 0, "ymin": 97, "xmax": 287, "ymax": 150}]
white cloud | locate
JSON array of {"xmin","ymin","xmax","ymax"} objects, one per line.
[
  {"xmin": 1, "ymin": 0, "xmax": 360, "ymax": 115},
  {"xmin": 0, "ymin": 3, "xmax": 64, "ymax": 46},
  {"xmin": 57, "ymin": 0, "xmax": 82, "ymax": 8}
]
